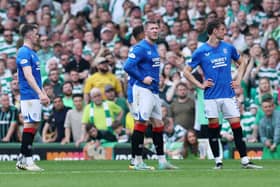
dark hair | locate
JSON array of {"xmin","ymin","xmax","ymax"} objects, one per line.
[
  {"xmin": 144, "ymin": 20, "xmax": 159, "ymax": 30},
  {"xmin": 86, "ymin": 124, "xmax": 96, "ymax": 132},
  {"xmin": 43, "ymin": 81, "xmax": 52, "ymax": 87},
  {"xmin": 162, "ymin": 117, "xmax": 170, "ymax": 126},
  {"xmin": 63, "ymin": 81, "xmax": 73, "ymax": 88},
  {"xmin": 176, "ymin": 82, "xmax": 188, "ymax": 90},
  {"xmin": 129, "ymin": 6, "xmax": 141, "ymax": 16},
  {"xmin": 182, "ymin": 130, "xmax": 199, "ymax": 158},
  {"xmin": 19, "ymin": 24, "xmax": 38, "ymax": 37},
  {"xmin": 132, "ymin": 25, "xmax": 144, "ymax": 39},
  {"xmin": 207, "ymin": 11, "xmax": 217, "ymax": 18},
  {"xmin": 72, "ymin": 94, "xmax": 83, "ymax": 99},
  {"xmin": 53, "ymin": 94, "xmax": 63, "ymax": 100},
  {"xmin": 206, "ymin": 19, "xmax": 225, "ymax": 35},
  {"xmin": 261, "ymin": 93, "xmax": 274, "ymax": 103}
]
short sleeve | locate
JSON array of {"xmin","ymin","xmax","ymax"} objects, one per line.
[{"xmin": 230, "ymin": 44, "xmax": 240, "ymax": 61}]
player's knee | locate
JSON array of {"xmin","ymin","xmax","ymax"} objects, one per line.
[
  {"xmin": 208, "ymin": 122, "xmax": 219, "ymax": 129},
  {"xmin": 230, "ymin": 121, "xmax": 241, "ymax": 129},
  {"xmin": 152, "ymin": 126, "xmax": 164, "ymax": 133},
  {"xmin": 134, "ymin": 122, "xmax": 148, "ymax": 133},
  {"xmin": 208, "ymin": 122, "xmax": 220, "ymax": 138}
]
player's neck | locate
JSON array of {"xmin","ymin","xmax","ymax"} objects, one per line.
[
  {"xmin": 23, "ymin": 40, "xmax": 34, "ymax": 50},
  {"xmin": 207, "ymin": 36, "xmax": 220, "ymax": 47},
  {"xmin": 145, "ymin": 37, "xmax": 155, "ymax": 45}
]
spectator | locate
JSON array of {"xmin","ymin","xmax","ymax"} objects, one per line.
[
  {"xmin": 170, "ymin": 82, "xmax": 195, "ymax": 130},
  {"xmin": 115, "ymin": 45, "xmax": 129, "ymax": 82},
  {"xmin": 111, "ymin": 120, "xmax": 130, "ymax": 143},
  {"xmin": 83, "ymin": 57, "xmax": 123, "ymax": 103},
  {"xmin": 165, "ymin": 20, "xmax": 187, "ymax": 48},
  {"xmin": 61, "ymin": 94, "xmax": 84, "ymax": 145},
  {"xmin": 163, "ymin": 116, "xmax": 186, "ymax": 143},
  {"xmin": 43, "ymin": 69, "xmax": 63, "ymax": 96},
  {"xmin": 37, "ymin": 34, "xmax": 54, "ymax": 78},
  {"xmin": 10, "ymin": 79, "xmax": 20, "ymax": 108},
  {"xmin": 229, "ymin": 22, "xmax": 247, "ymax": 52},
  {"xmin": 69, "ymin": 69, "xmax": 83, "ymax": 95},
  {"xmin": 0, "ymin": 29, "xmax": 17, "ymax": 57},
  {"xmin": 84, "ymin": 124, "xmax": 117, "ymax": 143},
  {"xmin": 42, "ymin": 95, "xmax": 71, "ymax": 143},
  {"xmin": 259, "ymin": 93, "xmax": 280, "ymax": 159},
  {"xmin": 0, "ymin": 93, "xmax": 18, "ymax": 142},
  {"xmin": 6, "ymin": 56, "xmax": 17, "ymax": 74},
  {"xmin": 104, "ymin": 84, "xmax": 129, "ymax": 127},
  {"xmin": 77, "ymin": 88, "xmax": 123, "ymax": 146},
  {"xmin": 62, "ymin": 81, "xmax": 74, "ymax": 109},
  {"xmin": 65, "ymin": 41, "xmax": 90, "ymax": 82},
  {"xmin": 0, "ymin": 59, "xmax": 12, "ymax": 99},
  {"xmin": 181, "ymin": 129, "xmax": 206, "ymax": 159},
  {"xmin": 162, "ymin": 0, "xmax": 178, "ymax": 27}
]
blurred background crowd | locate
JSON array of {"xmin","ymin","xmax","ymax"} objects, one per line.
[{"xmin": 0, "ymin": 0, "xmax": 279, "ymax": 159}]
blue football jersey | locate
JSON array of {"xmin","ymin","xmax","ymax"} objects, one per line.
[
  {"xmin": 189, "ymin": 41, "xmax": 240, "ymax": 99},
  {"xmin": 16, "ymin": 46, "xmax": 42, "ymax": 100},
  {"xmin": 124, "ymin": 39, "xmax": 161, "ymax": 94},
  {"xmin": 126, "ymin": 76, "xmax": 135, "ymax": 103}
]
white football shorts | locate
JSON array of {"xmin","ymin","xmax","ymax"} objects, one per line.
[
  {"xmin": 132, "ymin": 85, "xmax": 162, "ymax": 121},
  {"xmin": 204, "ymin": 97, "xmax": 240, "ymax": 119},
  {"xmin": 21, "ymin": 99, "xmax": 42, "ymax": 123}
]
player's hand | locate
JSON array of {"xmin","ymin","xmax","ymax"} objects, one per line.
[
  {"xmin": 201, "ymin": 79, "xmax": 214, "ymax": 89},
  {"xmin": 39, "ymin": 92, "xmax": 50, "ymax": 105},
  {"xmin": 143, "ymin": 76, "xmax": 154, "ymax": 85}
]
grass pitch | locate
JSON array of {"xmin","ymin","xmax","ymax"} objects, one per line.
[{"xmin": 0, "ymin": 160, "xmax": 278, "ymax": 187}]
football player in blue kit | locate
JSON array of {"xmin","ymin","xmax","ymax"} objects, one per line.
[
  {"xmin": 16, "ymin": 24, "xmax": 50, "ymax": 171},
  {"xmin": 124, "ymin": 21, "xmax": 177, "ymax": 170},
  {"xmin": 184, "ymin": 19, "xmax": 262, "ymax": 169}
]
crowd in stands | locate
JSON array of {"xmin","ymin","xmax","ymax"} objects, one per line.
[{"xmin": 0, "ymin": 0, "xmax": 280, "ymax": 159}]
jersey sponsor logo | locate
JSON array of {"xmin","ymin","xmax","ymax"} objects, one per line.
[
  {"xmin": 128, "ymin": 53, "xmax": 136, "ymax": 59},
  {"xmin": 20, "ymin": 59, "xmax": 28, "ymax": 65},
  {"xmin": 147, "ymin": 51, "xmax": 152, "ymax": 55},
  {"xmin": 152, "ymin": 57, "xmax": 161, "ymax": 67},
  {"xmin": 211, "ymin": 57, "xmax": 227, "ymax": 68},
  {"xmin": 36, "ymin": 61, "xmax": 40, "ymax": 70},
  {"xmin": 205, "ymin": 52, "xmax": 210, "ymax": 56}
]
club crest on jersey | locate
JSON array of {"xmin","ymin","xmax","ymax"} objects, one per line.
[
  {"xmin": 128, "ymin": 53, "xmax": 136, "ymax": 59},
  {"xmin": 20, "ymin": 59, "xmax": 28, "ymax": 65},
  {"xmin": 223, "ymin": 48, "xmax": 228, "ymax": 54}
]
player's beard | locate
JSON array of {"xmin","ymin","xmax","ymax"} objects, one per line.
[
  {"xmin": 147, "ymin": 35, "xmax": 158, "ymax": 43},
  {"xmin": 217, "ymin": 34, "xmax": 224, "ymax": 41}
]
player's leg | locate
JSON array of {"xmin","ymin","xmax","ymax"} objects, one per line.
[
  {"xmin": 127, "ymin": 103, "xmax": 136, "ymax": 169},
  {"xmin": 131, "ymin": 86, "xmax": 154, "ymax": 170},
  {"xmin": 205, "ymin": 99, "xmax": 222, "ymax": 169},
  {"xmin": 17, "ymin": 100, "xmax": 43, "ymax": 171},
  {"xmin": 223, "ymin": 98, "xmax": 262, "ymax": 169},
  {"xmin": 150, "ymin": 95, "xmax": 177, "ymax": 170}
]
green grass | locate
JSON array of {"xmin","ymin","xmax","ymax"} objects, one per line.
[{"xmin": 0, "ymin": 160, "xmax": 278, "ymax": 187}]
